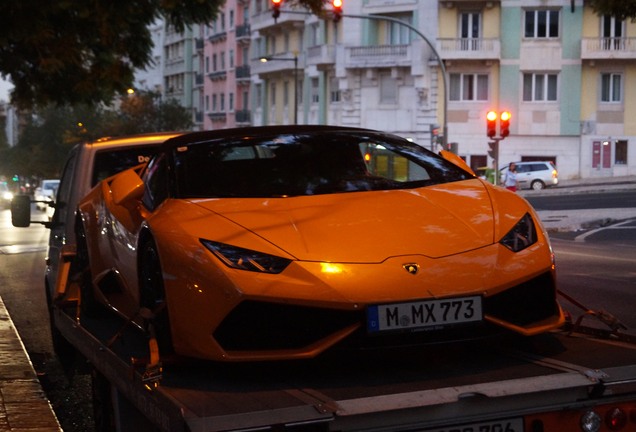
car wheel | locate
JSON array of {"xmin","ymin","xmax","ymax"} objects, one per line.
[
  {"xmin": 139, "ymin": 238, "xmax": 174, "ymax": 355},
  {"xmin": 531, "ymin": 180, "xmax": 545, "ymax": 190},
  {"xmin": 75, "ymin": 222, "xmax": 101, "ymax": 317}
]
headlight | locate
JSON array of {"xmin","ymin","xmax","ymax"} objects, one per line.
[
  {"xmin": 201, "ymin": 240, "xmax": 292, "ymax": 274},
  {"xmin": 2, "ymin": 192, "xmax": 13, "ymax": 200},
  {"xmin": 500, "ymin": 213, "xmax": 537, "ymax": 252}
]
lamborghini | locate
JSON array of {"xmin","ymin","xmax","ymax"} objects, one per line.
[{"xmin": 76, "ymin": 125, "xmax": 565, "ymax": 361}]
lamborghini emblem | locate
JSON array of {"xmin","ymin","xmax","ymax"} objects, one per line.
[{"xmin": 403, "ymin": 263, "xmax": 419, "ymax": 275}]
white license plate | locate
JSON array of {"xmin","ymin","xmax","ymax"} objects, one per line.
[
  {"xmin": 367, "ymin": 296, "xmax": 482, "ymax": 333},
  {"xmin": 422, "ymin": 417, "xmax": 523, "ymax": 432}
]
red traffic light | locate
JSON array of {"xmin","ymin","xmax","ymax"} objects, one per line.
[
  {"xmin": 271, "ymin": 0, "xmax": 282, "ymax": 19},
  {"xmin": 486, "ymin": 111, "xmax": 497, "ymax": 138},
  {"xmin": 500, "ymin": 111, "xmax": 511, "ymax": 138},
  {"xmin": 333, "ymin": 0, "xmax": 343, "ymax": 22}
]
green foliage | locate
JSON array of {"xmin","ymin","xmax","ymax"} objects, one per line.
[
  {"xmin": 0, "ymin": 94, "xmax": 193, "ymax": 179},
  {"xmin": 588, "ymin": 0, "xmax": 636, "ymax": 21},
  {"xmin": 0, "ymin": 0, "xmax": 330, "ymax": 109}
]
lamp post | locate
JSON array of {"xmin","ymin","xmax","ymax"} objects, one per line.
[{"xmin": 259, "ymin": 54, "xmax": 299, "ymax": 125}]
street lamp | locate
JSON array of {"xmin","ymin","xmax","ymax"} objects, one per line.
[{"xmin": 259, "ymin": 54, "xmax": 299, "ymax": 125}]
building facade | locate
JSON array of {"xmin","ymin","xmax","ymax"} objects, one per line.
[{"xmin": 139, "ymin": 0, "xmax": 635, "ymax": 180}]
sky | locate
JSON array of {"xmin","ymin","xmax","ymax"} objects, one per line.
[{"xmin": 0, "ymin": 79, "xmax": 13, "ymax": 101}]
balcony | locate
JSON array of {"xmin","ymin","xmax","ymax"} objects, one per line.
[
  {"xmin": 306, "ymin": 44, "xmax": 336, "ymax": 67},
  {"xmin": 437, "ymin": 38, "xmax": 500, "ymax": 60},
  {"xmin": 236, "ymin": 24, "xmax": 251, "ymax": 43},
  {"xmin": 343, "ymin": 45, "xmax": 411, "ymax": 68},
  {"xmin": 251, "ymin": 8, "xmax": 305, "ymax": 33},
  {"xmin": 208, "ymin": 112, "xmax": 227, "ymax": 121},
  {"xmin": 581, "ymin": 37, "xmax": 636, "ymax": 60},
  {"xmin": 209, "ymin": 32, "xmax": 227, "ymax": 44},
  {"xmin": 235, "ymin": 65, "xmax": 251, "ymax": 82},
  {"xmin": 208, "ymin": 71, "xmax": 227, "ymax": 81},
  {"xmin": 235, "ymin": 109, "xmax": 251, "ymax": 124}
]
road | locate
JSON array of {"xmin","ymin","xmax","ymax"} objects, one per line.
[
  {"xmin": 526, "ymin": 190, "xmax": 636, "ymax": 210},
  {"xmin": 1, "ymin": 199, "xmax": 635, "ymax": 431},
  {"xmin": 0, "ymin": 208, "xmax": 94, "ymax": 432}
]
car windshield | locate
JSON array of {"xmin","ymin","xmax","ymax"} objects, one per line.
[
  {"xmin": 42, "ymin": 180, "xmax": 59, "ymax": 191},
  {"xmin": 92, "ymin": 145, "xmax": 161, "ymax": 186},
  {"xmin": 172, "ymin": 131, "xmax": 472, "ymax": 199}
]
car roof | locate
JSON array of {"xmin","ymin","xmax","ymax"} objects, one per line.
[
  {"xmin": 161, "ymin": 125, "xmax": 396, "ymax": 150},
  {"xmin": 85, "ymin": 131, "xmax": 185, "ymax": 150}
]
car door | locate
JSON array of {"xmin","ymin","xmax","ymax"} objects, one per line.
[{"xmin": 515, "ymin": 164, "xmax": 531, "ymax": 188}]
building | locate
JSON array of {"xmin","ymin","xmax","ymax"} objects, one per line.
[{"xmin": 138, "ymin": 0, "xmax": 635, "ymax": 180}]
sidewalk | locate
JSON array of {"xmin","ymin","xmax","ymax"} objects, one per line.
[
  {"xmin": 0, "ymin": 297, "xmax": 61, "ymax": 431},
  {"xmin": 518, "ymin": 175, "xmax": 636, "ymax": 232}
]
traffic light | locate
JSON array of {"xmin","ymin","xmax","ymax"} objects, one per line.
[
  {"xmin": 500, "ymin": 111, "xmax": 511, "ymax": 138},
  {"xmin": 271, "ymin": 0, "xmax": 282, "ymax": 19},
  {"xmin": 487, "ymin": 141, "xmax": 499, "ymax": 161},
  {"xmin": 486, "ymin": 111, "xmax": 497, "ymax": 138},
  {"xmin": 332, "ymin": 0, "xmax": 343, "ymax": 22}
]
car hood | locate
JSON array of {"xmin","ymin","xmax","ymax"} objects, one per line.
[{"xmin": 189, "ymin": 179, "xmax": 498, "ymax": 262}]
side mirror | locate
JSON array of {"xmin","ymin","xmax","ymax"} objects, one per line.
[
  {"xmin": 111, "ymin": 169, "xmax": 145, "ymax": 207},
  {"xmin": 11, "ymin": 195, "xmax": 32, "ymax": 227},
  {"xmin": 439, "ymin": 150, "xmax": 476, "ymax": 177}
]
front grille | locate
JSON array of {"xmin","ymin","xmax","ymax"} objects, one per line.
[
  {"xmin": 214, "ymin": 301, "xmax": 363, "ymax": 351},
  {"xmin": 484, "ymin": 271, "xmax": 560, "ymax": 326}
]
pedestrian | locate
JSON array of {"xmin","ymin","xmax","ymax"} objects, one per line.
[{"xmin": 503, "ymin": 162, "xmax": 519, "ymax": 192}]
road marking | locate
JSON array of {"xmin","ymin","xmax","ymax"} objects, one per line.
[{"xmin": 575, "ymin": 219, "xmax": 636, "ymax": 243}]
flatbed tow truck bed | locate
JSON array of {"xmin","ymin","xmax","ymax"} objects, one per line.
[{"xmin": 54, "ymin": 304, "xmax": 636, "ymax": 432}]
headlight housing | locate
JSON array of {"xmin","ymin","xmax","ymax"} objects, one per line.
[
  {"xmin": 500, "ymin": 213, "xmax": 537, "ymax": 252},
  {"xmin": 201, "ymin": 240, "xmax": 292, "ymax": 274},
  {"xmin": 2, "ymin": 192, "xmax": 13, "ymax": 200}
]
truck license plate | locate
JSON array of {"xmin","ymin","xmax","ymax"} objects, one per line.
[
  {"xmin": 367, "ymin": 296, "xmax": 482, "ymax": 333},
  {"xmin": 422, "ymin": 417, "xmax": 523, "ymax": 432}
]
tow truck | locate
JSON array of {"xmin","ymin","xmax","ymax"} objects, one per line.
[{"xmin": 11, "ymin": 133, "xmax": 636, "ymax": 432}]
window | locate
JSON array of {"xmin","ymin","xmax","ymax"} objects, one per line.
[
  {"xmin": 220, "ymin": 93, "xmax": 225, "ymax": 111},
  {"xmin": 311, "ymin": 78, "xmax": 320, "ymax": 103},
  {"xmin": 283, "ymin": 81, "xmax": 289, "ymax": 105},
  {"xmin": 330, "ymin": 78, "xmax": 341, "ymax": 103},
  {"xmin": 601, "ymin": 73, "xmax": 622, "ymax": 102},
  {"xmin": 460, "ymin": 12, "xmax": 481, "ymax": 50},
  {"xmin": 375, "ymin": 12, "xmax": 412, "ymax": 45},
  {"xmin": 379, "ymin": 74, "xmax": 398, "ymax": 104},
  {"xmin": 270, "ymin": 83, "xmax": 276, "ymax": 105},
  {"xmin": 601, "ymin": 15, "xmax": 624, "ymax": 50},
  {"xmin": 615, "ymin": 140, "xmax": 627, "ymax": 165},
  {"xmin": 450, "ymin": 73, "xmax": 488, "ymax": 101},
  {"xmin": 229, "ymin": 93, "xmax": 234, "ymax": 111},
  {"xmin": 523, "ymin": 73, "xmax": 558, "ymax": 101},
  {"xmin": 212, "ymin": 94, "xmax": 217, "ymax": 111},
  {"xmin": 524, "ymin": 10, "xmax": 559, "ymax": 38},
  {"xmin": 229, "ymin": 49, "xmax": 235, "ymax": 69}
]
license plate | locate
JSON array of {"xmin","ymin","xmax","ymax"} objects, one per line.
[
  {"xmin": 367, "ymin": 296, "xmax": 482, "ymax": 333},
  {"xmin": 422, "ymin": 417, "xmax": 523, "ymax": 432}
]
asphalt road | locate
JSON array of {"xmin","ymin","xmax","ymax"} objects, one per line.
[{"xmin": 526, "ymin": 190, "xmax": 636, "ymax": 211}]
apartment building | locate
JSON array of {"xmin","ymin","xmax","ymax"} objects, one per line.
[{"xmin": 140, "ymin": 0, "xmax": 635, "ymax": 180}]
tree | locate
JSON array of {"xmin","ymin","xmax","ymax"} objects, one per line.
[
  {"xmin": 0, "ymin": 0, "xmax": 329, "ymax": 109},
  {"xmin": 588, "ymin": 0, "xmax": 636, "ymax": 21},
  {"xmin": 0, "ymin": 95, "xmax": 194, "ymax": 179}
]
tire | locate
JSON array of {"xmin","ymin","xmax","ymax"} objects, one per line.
[
  {"xmin": 139, "ymin": 238, "xmax": 174, "ymax": 355},
  {"xmin": 46, "ymin": 282, "xmax": 80, "ymax": 376},
  {"xmin": 75, "ymin": 222, "xmax": 101, "ymax": 317},
  {"xmin": 531, "ymin": 180, "xmax": 546, "ymax": 190},
  {"xmin": 91, "ymin": 368, "xmax": 116, "ymax": 432}
]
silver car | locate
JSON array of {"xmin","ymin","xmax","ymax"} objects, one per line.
[{"xmin": 500, "ymin": 161, "xmax": 558, "ymax": 190}]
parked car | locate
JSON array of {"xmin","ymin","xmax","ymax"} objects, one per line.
[
  {"xmin": 34, "ymin": 179, "xmax": 60, "ymax": 211},
  {"xmin": 500, "ymin": 161, "xmax": 559, "ymax": 190},
  {"xmin": 0, "ymin": 181, "xmax": 13, "ymax": 208},
  {"xmin": 75, "ymin": 125, "xmax": 565, "ymax": 362}
]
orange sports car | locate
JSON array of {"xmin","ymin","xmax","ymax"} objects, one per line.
[{"xmin": 76, "ymin": 125, "xmax": 565, "ymax": 361}]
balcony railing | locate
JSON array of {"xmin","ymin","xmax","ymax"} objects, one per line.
[
  {"xmin": 207, "ymin": 71, "xmax": 227, "ymax": 81},
  {"xmin": 437, "ymin": 38, "xmax": 500, "ymax": 60},
  {"xmin": 344, "ymin": 45, "xmax": 410, "ymax": 68},
  {"xmin": 208, "ymin": 32, "xmax": 227, "ymax": 44},
  {"xmin": 306, "ymin": 44, "xmax": 336, "ymax": 66},
  {"xmin": 235, "ymin": 109, "xmax": 251, "ymax": 124},
  {"xmin": 581, "ymin": 37, "xmax": 636, "ymax": 59},
  {"xmin": 208, "ymin": 112, "xmax": 227, "ymax": 121},
  {"xmin": 236, "ymin": 23, "xmax": 251, "ymax": 41},
  {"xmin": 235, "ymin": 65, "xmax": 251, "ymax": 80}
]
